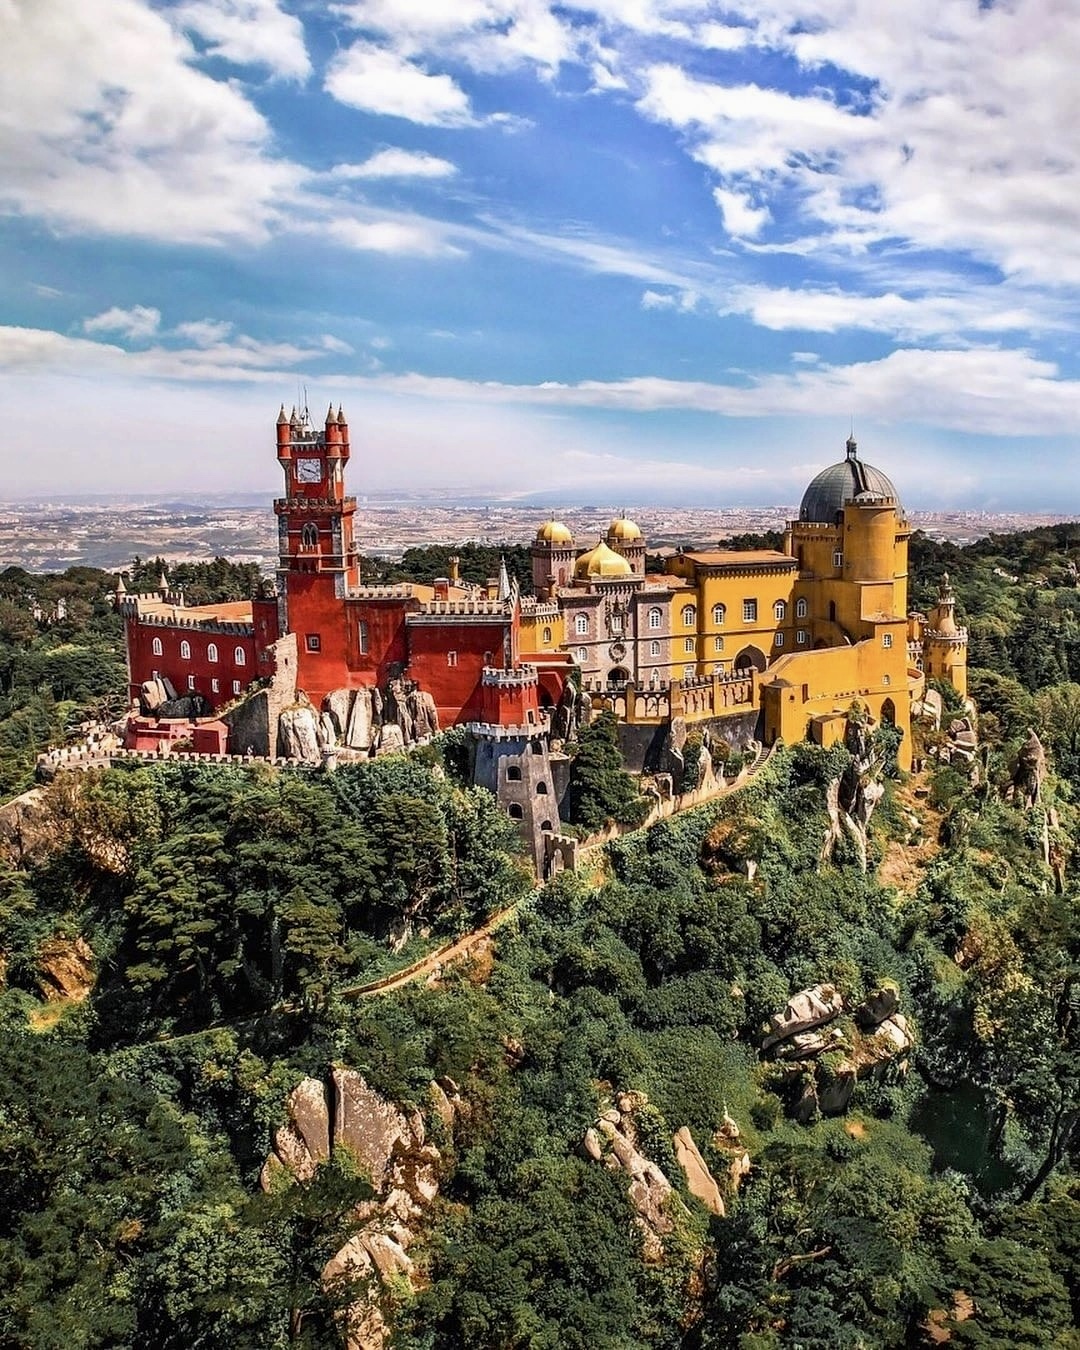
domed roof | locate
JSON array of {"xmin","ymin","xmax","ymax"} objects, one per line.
[
  {"xmin": 606, "ymin": 515, "xmax": 643, "ymax": 543},
  {"xmin": 573, "ymin": 539, "xmax": 634, "ymax": 581},
  {"xmin": 535, "ymin": 519, "xmax": 574, "ymax": 545},
  {"xmin": 799, "ymin": 436, "xmax": 901, "ymax": 524}
]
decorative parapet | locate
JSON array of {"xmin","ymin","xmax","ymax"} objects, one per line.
[
  {"xmin": 481, "ymin": 664, "xmax": 538, "ymax": 687},
  {"xmin": 129, "ymin": 611, "xmax": 255, "ymax": 636},
  {"xmin": 346, "ymin": 586, "xmax": 418, "ymax": 601},
  {"xmin": 464, "ymin": 715, "xmax": 550, "ymax": 740},
  {"xmin": 407, "ymin": 599, "xmax": 512, "ymax": 621},
  {"xmin": 520, "ymin": 601, "xmax": 561, "ymax": 619},
  {"xmin": 924, "ymin": 625, "xmax": 968, "ymax": 643},
  {"xmin": 274, "ymin": 496, "xmax": 356, "ymax": 512}
]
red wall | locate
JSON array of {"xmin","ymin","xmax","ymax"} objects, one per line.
[
  {"xmin": 406, "ymin": 619, "xmax": 510, "ymax": 725},
  {"xmin": 126, "ymin": 616, "xmax": 258, "ymax": 709}
]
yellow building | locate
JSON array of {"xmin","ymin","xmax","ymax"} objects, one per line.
[{"xmin": 520, "ymin": 437, "xmax": 967, "ymax": 772}]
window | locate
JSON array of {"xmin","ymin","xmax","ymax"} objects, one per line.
[
  {"xmin": 211, "ymin": 678, "xmax": 220, "ymax": 694},
  {"xmin": 648, "ymin": 607, "xmax": 662, "ymax": 629},
  {"xmin": 508, "ymin": 803, "xmax": 523, "ymax": 821},
  {"xmin": 536, "ymin": 781, "xmax": 548, "ymax": 795},
  {"xmin": 774, "ymin": 600, "xmax": 786, "ymax": 622},
  {"xmin": 774, "ymin": 631, "xmax": 784, "ymax": 647},
  {"xmin": 883, "ymin": 673, "xmax": 891, "ymax": 686},
  {"xmin": 882, "ymin": 632, "xmax": 893, "ymax": 648},
  {"xmin": 681, "ymin": 604, "xmax": 696, "ymax": 627},
  {"xmin": 232, "ymin": 680, "xmax": 241, "ymax": 695},
  {"xmin": 152, "ymin": 636, "xmax": 163, "ymax": 656},
  {"xmin": 207, "ymin": 642, "xmax": 218, "ymax": 663},
  {"xmin": 714, "ymin": 635, "xmax": 724, "ymax": 652},
  {"xmin": 358, "ymin": 621, "xmax": 369, "ymax": 655},
  {"xmin": 610, "ymin": 612, "xmax": 623, "ymax": 634},
  {"xmin": 712, "ymin": 603, "xmax": 726, "ymax": 625},
  {"xmin": 833, "ymin": 550, "xmax": 843, "ymax": 568},
  {"xmin": 180, "ymin": 640, "xmax": 191, "ymax": 660},
  {"xmin": 796, "ymin": 598, "xmax": 808, "ymax": 619},
  {"xmin": 649, "ymin": 640, "xmax": 661, "ymax": 657},
  {"xmin": 301, "ymin": 522, "xmax": 318, "ymax": 548},
  {"xmin": 575, "ymin": 614, "xmax": 589, "ymax": 636},
  {"xmin": 306, "ymin": 634, "xmax": 321, "ymax": 652},
  {"xmin": 542, "ymin": 626, "xmax": 552, "ymax": 644},
  {"xmin": 683, "ymin": 664, "xmax": 695, "ymax": 679},
  {"xmin": 447, "ymin": 650, "xmax": 458, "ymax": 667},
  {"xmin": 797, "ymin": 629, "xmax": 808, "ymax": 645},
  {"xmin": 235, "ymin": 646, "xmax": 246, "ymax": 666},
  {"xmin": 742, "ymin": 599, "xmax": 757, "ymax": 624},
  {"xmin": 506, "ymin": 765, "xmax": 522, "ymax": 782},
  {"xmin": 187, "ymin": 674, "xmax": 196, "ymax": 690},
  {"xmin": 684, "ymin": 637, "xmax": 695, "ymax": 654},
  {"xmin": 576, "ymin": 647, "xmax": 588, "ymax": 664}
]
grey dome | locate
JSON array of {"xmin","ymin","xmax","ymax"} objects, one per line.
[{"xmin": 798, "ymin": 437, "xmax": 900, "ymax": 523}]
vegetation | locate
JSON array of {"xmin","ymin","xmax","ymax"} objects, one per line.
[{"xmin": 2, "ymin": 529, "xmax": 1080, "ymax": 1345}]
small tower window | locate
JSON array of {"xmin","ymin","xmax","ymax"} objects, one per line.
[
  {"xmin": 774, "ymin": 631, "xmax": 784, "ymax": 647},
  {"xmin": 235, "ymin": 646, "xmax": 246, "ymax": 665},
  {"xmin": 152, "ymin": 637, "xmax": 163, "ymax": 657},
  {"xmin": 681, "ymin": 604, "xmax": 696, "ymax": 627},
  {"xmin": 796, "ymin": 598, "xmax": 808, "ymax": 619},
  {"xmin": 232, "ymin": 680, "xmax": 242, "ymax": 695},
  {"xmin": 575, "ymin": 614, "xmax": 589, "ymax": 636},
  {"xmin": 774, "ymin": 601, "xmax": 786, "ymax": 622},
  {"xmin": 648, "ymin": 607, "xmax": 662, "ymax": 629},
  {"xmin": 833, "ymin": 550, "xmax": 844, "ymax": 568},
  {"xmin": 712, "ymin": 603, "xmax": 726, "ymax": 626},
  {"xmin": 211, "ymin": 678, "xmax": 220, "ymax": 693},
  {"xmin": 882, "ymin": 633, "xmax": 893, "ymax": 648},
  {"xmin": 207, "ymin": 642, "xmax": 218, "ymax": 663},
  {"xmin": 508, "ymin": 803, "xmax": 524, "ymax": 821},
  {"xmin": 187, "ymin": 674, "xmax": 196, "ymax": 690},
  {"xmin": 714, "ymin": 635, "xmax": 724, "ymax": 653},
  {"xmin": 447, "ymin": 650, "xmax": 458, "ymax": 667},
  {"xmin": 358, "ymin": 621, "xmax": 369, "ymax": 654},
  {"xmin": 536, "ymin": 781, "xmax": 548, "ymax": 795},
  {"xmin": 797, "ymin": 629, "xmax": 808, "ymax": 645},
  {"xmin": 180, "ymin": 640, "xmax": 191, "ymax": 660},
  {"xmin": 506, "ymin": 765, "xmax": 522, "ymax": 782},
  {"xmin": 543, "ymin": 626, "xmax": 552, "ymax": 644},
  {"xmin": 306, "ymin": 635, "xmax": 321, "ymax": 652},
  {"xmin": 683, "ymin": 664, "xmax": 695, "ymax": 679},
  {"xmin": 576, "ymin": 647, "xmax": 588, "ymax": 664},
  {"xmin": 301, "ymin": 523, "xmax": 318, "ymax": 549},
  {"xmin": 649, "ymin": 639, "xmax": 661, "ymax": 657},
  {"xmin": 684, "ymin": 637, "xmax": 694, "ymax": 654}
]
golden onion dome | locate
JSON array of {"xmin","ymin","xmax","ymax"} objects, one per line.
[
  {"xmin": 606, "ymin": 516, "xmax": 643, "ymax": 543},
  {"xmin": 573, "ymin": 539, "xmax": 634, "ymax": 581},
  {"xmin": 535, "ymin": 519, "xmax": 574, "ymax": 545}
]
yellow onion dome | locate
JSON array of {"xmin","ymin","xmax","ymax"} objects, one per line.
[
  {"xmin": 573, "ymin": 539, "xmax": 634, "ymax": 580},
  {"xmin": 535, "ymin": 519, "xmax": 574, "ymax": 545},
  {"xmin": 606, "ymin": 516, "xmax": 643, "ymax": 543}
]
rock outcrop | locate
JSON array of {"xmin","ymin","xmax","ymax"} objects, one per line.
[
  {"xmin": 36, "ymin": 934, "xmax": 95, "ymax": 1002},
  {"xmin": 762, "ymin": 983, "xmax": 843, "ymax": 1051},
  {"xmin": 673, "ymin": 1127, "xmax": 725, "ymax": 1217},
  {"xmin": 820, "ymin": 706, "xmax": 886, "ymax": 872},
  {"xmin": 277, "ymin": 700, "xmax": 322, "ymax": 763},
  {"xmin": 0, "ymin": 788, "xmax": 53, "ymax": 867},
  {"xmin": 1010, "ymin": 728, "xmax": 1046, "ymax": 808},
  {"xmin": 261, "ymin": 1070, "xmax": 444, "ymax": 1350}
]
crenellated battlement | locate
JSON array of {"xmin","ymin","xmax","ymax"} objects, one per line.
[{"xmin": 481, "ymin": 664, "xmax": 538, "ymax": 687}]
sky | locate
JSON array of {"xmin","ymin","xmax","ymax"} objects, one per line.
[{"xmin": 3, "ymin": 0, "xmax": 1080, "ymax": 508}]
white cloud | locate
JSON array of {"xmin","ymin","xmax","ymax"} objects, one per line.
[
  {"xmin": 325, "ymin": 42, "xmax": 475, "ymax": 125},
  {"xmin": 84, "ymin": 305, "xmax": 161, "ymax": 340},
  {"xmin": 713, "ymin": 187, "xmax": 771, "ymax": 239},
  {"xmin": 0, "ymin": 0, "xmax": 304, "ymax": 244},
  {"xmin": 330, "ymin": 149, "xmax": 458, "ymax": 180},
  {"xmin": 641, "ymin": 288, "xmax": 698, "ymax": 311},
  {"xmin": 174, "ymin": 318, "xmax": 233, "ymax": 346},
  {"xmin": 170, "ymin": 0, "xmax": 311, "ymax": 80},
  {"xmin": 322, "ymin": 216, "xmax": 464, "ymax": 256}
]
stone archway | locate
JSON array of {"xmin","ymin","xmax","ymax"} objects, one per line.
[
  {"xmin": 881, "ymin": 697, "xmax": 896, "ymax": 725},
  {"xmin": 607, "ymin": 666, "xmax": 630, "ymax": 685},
  {"xmin": 733, "ymin": 645, "xmax": 767, "ymax": 674}
]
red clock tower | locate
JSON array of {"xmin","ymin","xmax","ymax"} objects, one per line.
[{"xmin": 275, "ymin": 402, "xmax": 362, "ymax": 698}]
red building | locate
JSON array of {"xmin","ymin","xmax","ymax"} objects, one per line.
[{"xmin": 120, "ymin": 404, "xmax": 569, "ymax": 745}]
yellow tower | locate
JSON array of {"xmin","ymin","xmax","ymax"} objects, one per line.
[{"xmin": 923, "ymin": 573, "xmax": 968, "ymax": 698}]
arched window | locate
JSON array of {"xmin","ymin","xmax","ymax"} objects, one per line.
[
  {"xmin": 774, "ymin": 600, "xmax": 786, "ymax": 622},
  {"xmin": 207, "ymin": 642, "xmax": 218, "ymax": 663},
  {"xmin": 649, "ymin": 639, "xmax": 661, "ymax": 657},
  {"xmin": 683, "ymin": 664, "xmax": 695, "ymax": 679},
  {"xmin": 576, "ymin": 647, "xmax": 588, "ymax": 664},
  {"xmin": 508, "ymin": 803, "xmax": 524, "ymax": 821},
  {"xmin": 575, "ymin": 613, "xmax": 589, "ymax": 636},
  {"xmin": 301, "ymin": 522, "xmax": 318, "ymax": 548},
  {"xmin": 506, "ymin": 765, "xmax": 522, "ymax": 782},
  {"xmin": 536, "ymin": 781, "xmax": 548, "ymax": 795},
  {"xmin": 712, "ymin": 603, "xmax": 725, "ymax": 626},
  {"xmin": 774, "ymin": 631, "xmax": 784, "ymax": 647},
  {"xmin": 235, "ymin": 646, "xmax": 246, "ymax": 666},
  {"xmin": 681, "ymin": 604, "xmax": 696, "ymax": 627},
  {"xmin": 796, "ymin": 597, "xmax": 808, "ymax": 619},
  {"xmin": 152, "ymin": 636, "xmax": 163, "ymax": 656},
  {"xmin": 180, "ymin": 640, "xmax": 191, "ymax": 660},
  {"xmin": 714, "ymin": 635, "xmax": 724, "ymax": 652},
  {"xmin": 542, "ymin": 626, "xmax": 552, "ymax": 644},
  {"xmin": 648, "ymin": 607, "xmax": 662, "ymax": 629}
]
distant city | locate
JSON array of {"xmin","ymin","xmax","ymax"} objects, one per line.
[{"xmin": 2, "ymin": 495, "xmax": 1077, "ymax": 574}]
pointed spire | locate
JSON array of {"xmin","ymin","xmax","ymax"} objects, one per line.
[
  {"xmin": 497, "ymin": 555, "xmax": 511, "ymax": 602},
  {"xmin": 326, "ymin": 400, "xmax": 335, "ymax": 424},
  {"xmin": 289, "ymin": 405, "xmax": 299, "ymax": 427},
  {"xmin": 337, "ymin": 404, "xmax": 346, "ymax": 425},
  {"xmin": 114, "ymin": 572, "xmax": 127, "ymax": 596},
  {"xmin": 277, "ymin": 403, "xmax": 288, "ymax": 425},
  {"xmin": 846, "ymin": 433, "xmax": 858, "ymax": 460}
]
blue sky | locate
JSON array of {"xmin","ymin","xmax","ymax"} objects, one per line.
[{"xmin": 3, "ymin": 0, "xmax": 1080, "ymax": 508}]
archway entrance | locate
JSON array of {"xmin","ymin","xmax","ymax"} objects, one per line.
[
  {"xmin": 733, "ymin": 646, "xmax": 767, "ymax": 674},
  {"xmin": 607, "ymin": 666, "xmax": 630, "ymax": 684},
  {"xmin": 881, "ymin": 698, "xmax": 896, "ymax": 725}
]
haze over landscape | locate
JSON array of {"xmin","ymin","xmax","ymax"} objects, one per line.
[{"xmin": 3, "ymin": 0, "xmax": 1079, "ymax": 508}]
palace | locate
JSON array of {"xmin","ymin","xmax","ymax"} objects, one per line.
[{"xmin": 118, "ymin": 404, "xmax": 967, "ymax": 788}]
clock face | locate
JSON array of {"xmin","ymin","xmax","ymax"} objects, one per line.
[{"xmin": 295, "ymin": 457, "xmax": 323, "ymax": 484}]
